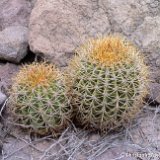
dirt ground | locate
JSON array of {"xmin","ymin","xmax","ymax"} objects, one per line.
[{"xmin": 0, "ymin": 105, "xmax": 160, "ymax": 160}]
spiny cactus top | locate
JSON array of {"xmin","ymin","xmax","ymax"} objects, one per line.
[
  {"xmin": 9, "ymin": 62, "xmax": 72, "ymax": 136},
  {"xmin": 67, "ymin": 35, "xmax": 149, "ymax": 133},
  {"xmin": 13, "ymin": 62, "xmax": 60, "ymax": 88}
]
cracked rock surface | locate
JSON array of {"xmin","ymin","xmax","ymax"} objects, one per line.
[
  {"xmin": 29, "ymin": 0, "xmax": 111, "ymax": 67},
  {"xmin": 29, "ymin": 0, "xmax": 160, "ymax": 69}
]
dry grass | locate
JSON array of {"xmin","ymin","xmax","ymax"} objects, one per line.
[{"xmin": 0, "ymin": 100, "xmax": 160, "ymax": 160}]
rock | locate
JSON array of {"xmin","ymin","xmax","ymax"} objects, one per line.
[
  {"xmin": 0, "ymin": 63, "xmax": 19, "ymax": 91},
  {"xmin": 29, "ymin": 0, "xmax": 160, "ymax": 68},
  {"xmin": 149, "ymin": 67, "xmax": 160, "ymax": 84},
  {"xmin": 0, "ymin": 26, "xmax": 28, "ymax": 63},
  {"xmin": 29, "ymin": 0, "xmax": 37, "ymax": 6},
  {"xmin": 29, "ymin": 0, "xmax": 111, "ymax": 67},
  {"xmin": 131, "ymin": 16, "xmax": 160, "ymax": 87},
  {"xmin": 0, "ymin": 0, "xmax": 34, "ymax": 30},
  {"xmin": 0, "ymin": 0, "xmax": 36, "ymax": 63},
  {"xmin": 156, "ymin": 58, "xmax": 160, "ymax": 67},
  {"xmin": 100, "ymin": 0, "xmax": 145, "ymax": 36},
  {"xmin": 148, "ymin": 83, "xmax": 160, "ymax": 104},
  {"xmin": 0, "ymin": 92, "xmax": 7, "ymax": 106},
  {"xmin": 131, "ymin": 16, "xmax": 160, "ymax": 57},
  {"xmin": 101, "ymin": 0, "xmax": 160, "ymax": 35}
]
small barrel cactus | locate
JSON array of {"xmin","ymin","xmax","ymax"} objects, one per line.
[
  {"xmin": 67, "ymin": 35, "xmax": 149, "ymax": 133},
  {"xmin": 9, "ymin": 62, "xmax": 72, "ymax": 136}
]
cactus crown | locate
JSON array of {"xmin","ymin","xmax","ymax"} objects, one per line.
[
  {"xmin": 13, "ymin": 63, "xmax": 60, "ymax": 89},
  {"xmin": 75, "ymin": 36, "xmax": 139, "ymax": 67},
  {"xmin": 90, "ymin": 37, "xmax": 130, "ymax": 66}
]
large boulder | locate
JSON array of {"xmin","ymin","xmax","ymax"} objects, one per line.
[
  {"xmin": 0, "ymin": 0, "xmax": 36, "ymax": 63},
  {"xmin": 131, "ymin": 16, "xmax": 160, "ymax": 67},
  {"xmin": 0, "ymin": 26, "xmax": 28, "ymax": 63},
  {"xmin": 0, "ymin": 0, "xmax": 34, "ymax": 30},
  {"xmin": 29, "ymin": 0, "xmax": 111, "ymax": 67},
  {"xmin": 100, "ymin": 0, "xmax": 146, "ymax": 35},
  {"xmin": 29, "ymin": 0, "xmax": 160, "ymax": 67}
]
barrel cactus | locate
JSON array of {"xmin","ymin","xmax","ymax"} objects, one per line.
[
  {"xmin": 67, "ymin": 36, "xmax": 149, "ymax": 133},
  {"xmin": 9, "ymin": 62, "xmax": 72, "ymax": 136}
]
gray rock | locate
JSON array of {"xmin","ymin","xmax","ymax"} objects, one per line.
[
  {"xmin": 131, "ymin": 16, "xmax": 160, "ymax": 57},
  {"xmin": 149, "ymin": 83, "xmax": 160, "ymax": 103},
  {"xmin": 0, "ymin": 0, "xmax": 34, "ymax": 30},
  {"xmin": 29, "ymin": 0, "xmax": 111, "ymax": 67},
  {"xmin": 100, "ymin": 0, "xmax": 145, "ymax": 35},
  {"xmin": 29, "ymin": 0, "xmax": 160, "ymax": 68},
  {"xmin": 0, "ymin": 63, "xmax": 19, "ymax": 91},
  {"xmin": 0, "ymin": 92, "xmax": 7, "ymax": 106},
  {"xmin": 131, "ymin": 16, "xmax": 160, "ymax": 102},
  {"xmin": 0, "ymin": 26, "xmax": 28, "ymax": 63}
]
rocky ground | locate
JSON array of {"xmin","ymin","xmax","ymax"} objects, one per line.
[
  {"xmin": 0, "ymin": 106, "xmax": 160, "ymax": 160},
  {"xmin": 0, "ymin": 0, "xmax": 160, "ymax": 160}
]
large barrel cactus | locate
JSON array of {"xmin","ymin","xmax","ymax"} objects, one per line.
[
  {"xmin": 67, "ymin": 36, "xmax": 149, "ymax": 133},
  {"xmin": 9, "ymin": 62, "xmax": 72, "ymax": 136}
]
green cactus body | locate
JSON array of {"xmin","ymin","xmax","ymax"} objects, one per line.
[
  {"xmin": 9, "ymin": 63, "xmax": 72, "ymax": 136},
  {"xmin": 67, "ymin": 36, "xmax": 149, "ymax": 132}
]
